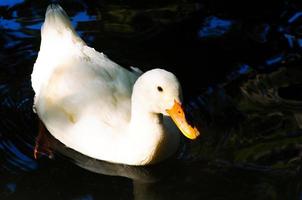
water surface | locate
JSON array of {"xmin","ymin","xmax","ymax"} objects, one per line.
[{"xmin": 1, "ymin": 0, "xmax": 302, "ymax": 199}]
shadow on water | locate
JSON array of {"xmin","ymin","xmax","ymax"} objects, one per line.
[{"xmin": 1, "ymin": 0, "xmax": 302, "ymax": 199}]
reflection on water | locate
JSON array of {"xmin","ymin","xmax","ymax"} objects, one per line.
[
  {"xmin": 1, "ymin": 0, "xmax": 302, "ymax": 199},
  {"xmin": 0, "ymin": 0, "xmax": 24, "ymax": 8},
  {"xmin": 198, "ymin": 16, "xmax": 234, "ymax": 38}
]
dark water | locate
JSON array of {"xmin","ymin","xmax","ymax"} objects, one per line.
[{"xmin": 1, "ymin": 0, "xmax": 302, "ymax": 199}]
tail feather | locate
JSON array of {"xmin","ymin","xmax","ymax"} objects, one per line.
[
  {"xmin": 43, "ymin": 4, "xmax": 72, "ymax": 32},
  {"xmin": 32, "ymin": 4, "xmax": 85, "ymax": 96},
  {"xmin": 41, "ymin": 4, "xmax": 84, "ymax": 44}
]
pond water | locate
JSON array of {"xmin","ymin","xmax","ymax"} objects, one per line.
[{"xmin": 1, "ymin": 0, "xmax": 302, "ymax": 199}]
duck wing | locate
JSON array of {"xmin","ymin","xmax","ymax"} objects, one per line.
[{"xmin": 32, "ymin": 4, "xmax": 140, "ymax": 132}]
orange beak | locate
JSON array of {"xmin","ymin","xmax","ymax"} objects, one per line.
[{"xmin": 166, "ymin": 100, "xmax": 200, "ymax": 140}]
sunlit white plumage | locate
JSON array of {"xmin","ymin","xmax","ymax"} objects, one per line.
[{"xmin": 31, "ymin": 4, "xmax": 198, "ymax": 165}]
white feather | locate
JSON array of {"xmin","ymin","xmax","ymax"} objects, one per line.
[{"xmin": 32, "ymin": 4, "xmax": 183, "ymax": 165}]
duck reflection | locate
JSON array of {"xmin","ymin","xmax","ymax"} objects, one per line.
[
  {"xmin": 49, "ymin": 132, "xmax": 163, "ymax": 183},
  {"xmin": 32, "ymin": 127, "xmax": 198, "ymax": 200}
]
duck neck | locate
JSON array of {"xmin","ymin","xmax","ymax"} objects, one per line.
[
  {"xmin": 126, "ymin": 88, "xmax": 167, "ymax": 165},
  {"xmin": 129, "ymin": 95, "xmax": 164, "ymax": 136}
]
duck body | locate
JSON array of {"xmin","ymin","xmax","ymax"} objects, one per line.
[{"xmin": 31, "ymin": 4, "xmax": 198, "ymax": 165}]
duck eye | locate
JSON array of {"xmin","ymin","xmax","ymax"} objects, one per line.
[{"xmin": 157, "ymin": 86, "xmax": 163, "ymax": 92}]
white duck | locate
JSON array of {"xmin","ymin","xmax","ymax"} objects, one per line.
[{"xmin": 31, "ymin": 4, "xmax": 199, "ymax": 166}]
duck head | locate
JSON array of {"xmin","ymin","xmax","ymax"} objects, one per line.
[{"xmin": 132, "ymin": 69, "xmax": 200, "ymax": 139}]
